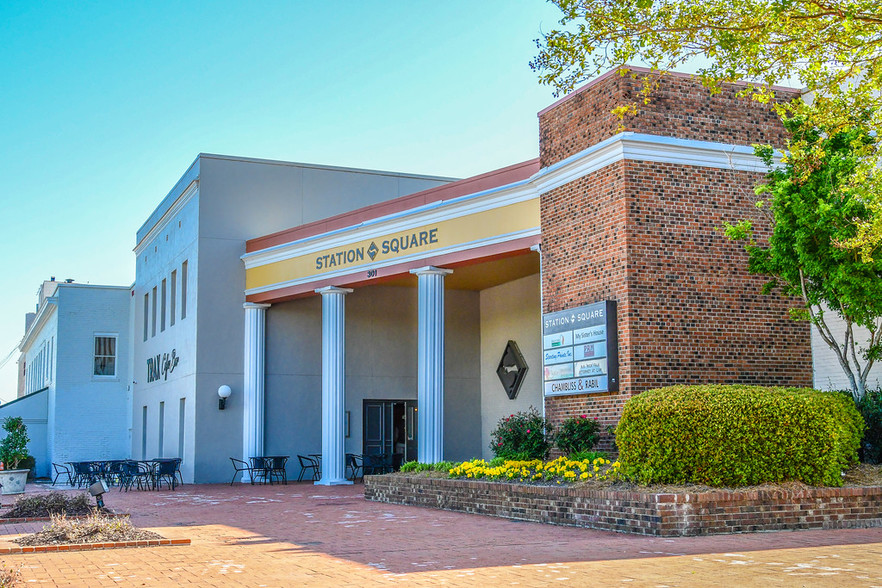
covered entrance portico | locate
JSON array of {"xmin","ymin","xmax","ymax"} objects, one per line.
[{"xmin": 238, "ymin": 160, "xmax": 544, "ymax": 482}]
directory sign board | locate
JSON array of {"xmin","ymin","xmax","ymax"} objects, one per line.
[{"xmin": 542, "ymin": 301, "xmax": 618, "ymax": 396}]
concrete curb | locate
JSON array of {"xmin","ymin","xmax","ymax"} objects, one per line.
[{"xmin": 0, "ymin": 538, "xmax": 190, "ymax": 554}]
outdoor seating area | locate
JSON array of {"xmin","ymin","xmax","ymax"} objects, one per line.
[
  {"xmin": 230, "ymin": 456, "xmax": 290, "ymax": 485},
  {"xmin": 52, "ymin": 459, "xmax": 183, "ymax": 491},
  {"xmin": 229, "ymin": 453, "xmax": 404, "ymax": 484}
]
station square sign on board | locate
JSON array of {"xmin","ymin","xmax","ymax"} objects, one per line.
[{"xmin": 542, "ymin": 301, "xmax": 619, "ymax": 396}]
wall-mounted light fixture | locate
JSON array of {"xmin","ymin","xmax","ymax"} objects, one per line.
[{"xmin": 218, "ymin": 385, "xmax": 232, "ymax": 410}]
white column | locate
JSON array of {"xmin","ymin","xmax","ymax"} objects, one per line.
[
  {"xmin": 242, "ymin": 302, "xmax": 271, "ymax": 483},
  {"xmin": 410, "ymin": 266, "xmax": 452, "ymax": 464},
  {"xmin": 315, "ymin": 286, "xmax": 353, "ymax": 486}
]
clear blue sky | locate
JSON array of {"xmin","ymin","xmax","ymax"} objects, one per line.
[{"xmin": 0, "ymin": 0, "xmax": 572, "ymax": 401}]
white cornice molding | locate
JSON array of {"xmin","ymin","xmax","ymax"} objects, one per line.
[
  {"xmin": 20, "ymin": 297, "xmax": 57, "ymax": 352},
  {"xmin": 242, "ymin": 132, "xmax": 779, "ymax": 278},
  {"xmin": 134, "ymin": 180, "xmax": 199, "ymax": 255}
]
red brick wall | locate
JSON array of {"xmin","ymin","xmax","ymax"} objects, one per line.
[
  {"xmin": 365, "ymin": 476, "xmax": 882, "ymax": 537},
  {"xmin": 538, "ymin": 70, "xmax": 812, "ymax": 444},
  {"xmin": 539, "ymin": 69, "xmax": 800, "ymax": 168}
]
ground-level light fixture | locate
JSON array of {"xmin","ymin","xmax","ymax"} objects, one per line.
[
  {"xmin": 218, "ymin": 385, "xmax": 232, "ymax": 410},
  {"xmin": 89, "ymin": 479, "xmax": 109, "ymax": 509}
]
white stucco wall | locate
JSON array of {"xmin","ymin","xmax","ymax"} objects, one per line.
[
  {"xmin": 52, "ymin": 285, "xmax": 131, "ymax": 465},
  {"xmin": 132, "ymin": 187, "xmax": 199, "ymax": 481},
  {"xmin": 479, "ymin": 273, "xmax": 542, "ymax": 460}
]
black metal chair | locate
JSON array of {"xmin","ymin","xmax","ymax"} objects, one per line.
[
  {"xmin": 267, "ymin": 456, "xmax": 288, "ymax": 485},
  {"xmin": 297, "ymin": 455, "xmax": 320, "ymax": 481},
  {"xmin": 249, "ymin": 457, "xmax": 271, "ymax": 484},
  {"xmin": 105, "ymin": 460, "xmax": 126, "ymax": 487},
  {"xmin": 170, "ymin": 458, "xmax": 184, "ymax": 486},
  {"xmin": 230, "ymin": 458, "xmax": 256, "ymax": 485},
  {"xmin": 154, "ymin": 459, "xmax": 178, "ymax": 490},
  {"xmin": 70, "ymin": 461, "xmax": 99, "ymax": 487},
  {"xmin": 362, "ymin": 454, "xmax": 388, "ymax": 476},
  {"xmin": 118, "ymin": 460, "xmax": 152, "ymax": 491},
  {"xmin": 52, "ymin": 463, "xmax": 72, "ymax": 486},
  {"xmin": 346, "ymin": 454, "xmax": 363, "ymax": 482}
]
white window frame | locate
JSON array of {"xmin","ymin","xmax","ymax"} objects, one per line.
[{"xmin": 93, "ymin": 332, "xmax": 119, "ymax": 379}]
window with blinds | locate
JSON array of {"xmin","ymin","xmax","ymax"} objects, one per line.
[{"xmin": 94, "ymin": 335, "xmax": 117, "ymax": 377}]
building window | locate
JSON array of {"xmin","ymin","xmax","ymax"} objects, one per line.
[
  {"xmin": 161, "ymin": 278, "xmax": 167, "ymax": 332},
  {"xmin": 143, "ymin": 293, "xmax": 149, "ymax": 341},
  {"xmin": 141, "ymin": 406, "xmax": 148, "ymax": 459},
  {"xmin": 178, "ymin": 398, "xmax": 186, "ymax": 458},
  {"xmin": 158, "ymin": 401, "xmax": 165, "ymax": 458},
  {"xmin": 170, "ymin": 270, "xmax": 177, "ymax": 327},
  {"xmin": 181, "ymin": 261, "xmax": 188, "ymax": 320},
  {"xmin": 93, "ymin": 335, "xmax": 117, "ymax": 377},
  {"xmin": 152, "ymin": 286, "xmax": 157, "ymax": 337}
]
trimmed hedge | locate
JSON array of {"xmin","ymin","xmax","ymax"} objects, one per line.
[{"xmin": 616, "ymin": 385, "xmax": 864, "ymax": 487}]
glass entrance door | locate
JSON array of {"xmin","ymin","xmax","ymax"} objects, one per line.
[{"xmin": 363, "ymin": 400, "xmax": 417, "ymax": 465}]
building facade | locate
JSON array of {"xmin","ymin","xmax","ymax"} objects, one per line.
[
  {"xmin": 2, "ymin": 279, "xmax": 132, "ymax": 477},
  {"xmin": 9, "ymin": 67, "xmax": 870, "ymax": 483}
]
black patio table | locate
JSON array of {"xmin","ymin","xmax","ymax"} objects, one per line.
[{"xmin": 249, "ymin": 456, "xmax": 289, "ymax": 485}]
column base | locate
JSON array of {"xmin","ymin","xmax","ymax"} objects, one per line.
[{"xmin": 314, "ymin": 479, "xmax": 354, "ymax": 486}]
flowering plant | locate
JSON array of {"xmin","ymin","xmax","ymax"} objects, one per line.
[
  {"xmin": 489, "ymin": 407, "xmax": 552, "ymax": 460},
  {"xmin": 449, "ymin": 456, "xmax": 621, "ymax": 484},
  {"xmin": 555, "ymin": 414, "xmax": 600, "ymax": 456}
]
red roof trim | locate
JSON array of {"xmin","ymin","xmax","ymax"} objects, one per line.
[{"xmin": 245, "ymin": 159, "xmax": 540, "ymax": 253}]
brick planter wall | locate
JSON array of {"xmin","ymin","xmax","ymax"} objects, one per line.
[{"xmin": 365, "ymin": 475, "xmax": 882, "ymax": 536}]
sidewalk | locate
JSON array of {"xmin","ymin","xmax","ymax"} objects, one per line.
[{"xmin": 0, "ymin": 481, "xmax": 879, "ymax": 586}]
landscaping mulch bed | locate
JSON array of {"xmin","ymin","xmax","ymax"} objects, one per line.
[
  {"xmin": 0, "ymin": 492, "xmax": 101, "ymax": 519},
  {"xmin": 13, "ymin": 513, "xmax": 162, "ymax": 547}
]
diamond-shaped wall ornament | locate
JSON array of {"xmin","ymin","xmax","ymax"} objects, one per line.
[{"xmin": 496, "ymin": 340, "xmax": 528, "ymax": 400}]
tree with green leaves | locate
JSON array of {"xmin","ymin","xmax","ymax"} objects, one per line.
[
  {"xmin": 723, "ymin": 115, "xmax": 882, "ymax": 401},
  {"xmin": 531, "ymin": 0, "xmax": 882, "ymax": 257}
]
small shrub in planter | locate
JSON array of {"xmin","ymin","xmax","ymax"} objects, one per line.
[
  {"xmin": 555, "ymin": 415, "xmax": 600, "ymax": 455},
  {"xmin": 616, "ymin": 385, "xmax": 864, "ymax": 487},
  {"xmin": 0, "ymin": 417, "xmax": 30, "ymax": 470},
  {"xmin": 489, "ymin": 408, "xmax": 553, "ymax": 460}
]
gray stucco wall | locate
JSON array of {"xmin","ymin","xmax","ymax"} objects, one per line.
[
  {"xmin": 262, "ymin": 285, "xmax": 481, "ymax": 479},
  {"xmin": 479, "ymin": 273, "xmax": 542, "ymax": 460},
  {"xmin": 188, "ymin": 156, "xmax": 453, "ymax": 482}
]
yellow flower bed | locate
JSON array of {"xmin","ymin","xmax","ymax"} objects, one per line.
[{"xmin": 448, "ymin": 457, "xmax": 621, "ymax": 484}]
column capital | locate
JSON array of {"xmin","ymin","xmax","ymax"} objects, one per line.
[
  {"xmin": 315, "ymin": 286, "xmax": 354, "ymax": 295},
  {"xmin": 410, "ymin": 266, "xmax": 453, "ymax": 277},
  {"xmin": 243, "ymin": 302, "xmax": 271, "ymax": 310}
]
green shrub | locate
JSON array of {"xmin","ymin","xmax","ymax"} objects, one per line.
[
  {"xmin": 616, "ymin": 385, "xmax": 864, "ymax": 487},
  {"xmin": 489, "ymin": 408, "xmax": 553, "ymax": 460},
  {"xmin": 555, "ymin": 415, "xmax": 600, "ymax": 454},
  {"xmin": 399, "ymin": 461, "xmax": 458, "ymax": 474},
  {"xmin": 568, "ymin": 450, "xmax": 608, "ymax": 462},
  {"xmin": 856, "ymin": 389, "xmax": 882, "ymax": 464}
]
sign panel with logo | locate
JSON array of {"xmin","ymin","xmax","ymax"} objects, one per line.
[{"xmin": 542, "ymin": 301, "xmax": 618, "ymax": 396}]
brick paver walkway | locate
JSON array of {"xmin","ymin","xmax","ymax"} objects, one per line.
[{"xmin": 0, "ymin": 482, "xmax": 879, "ymax": 586}]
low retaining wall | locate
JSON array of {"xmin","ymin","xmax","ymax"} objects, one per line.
[{"xmin": 364, "ymin": 475, "xmax": 882, "ymax": 536}]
